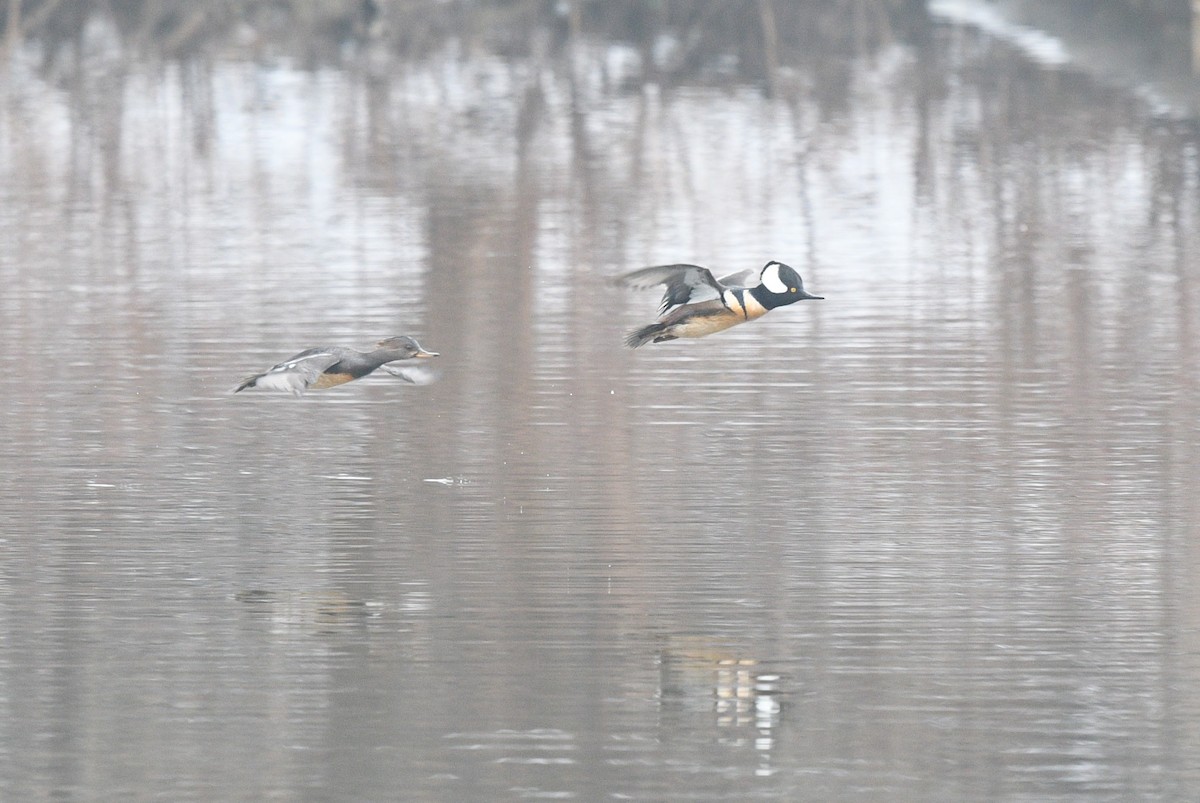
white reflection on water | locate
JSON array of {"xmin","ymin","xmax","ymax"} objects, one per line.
[{"xmin": 2, "ymin": 2, "xmax": 1200, "ymax": 801}]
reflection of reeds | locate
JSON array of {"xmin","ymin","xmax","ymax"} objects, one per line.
[
  {"xmin": 5, "ymin": 0, "xmax": 1195, "ymax": 69},
  {"xmin": 2, "ymin": 0, "xmax": 923, "ymax": 83}
]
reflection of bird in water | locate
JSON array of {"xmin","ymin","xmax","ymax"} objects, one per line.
[
  {"xmin": 616, "ymin": 261, "xmax": 822, "ymax": 348},
  {"xmin": 235, "ymin": 589, "xmax": 380, "ymax": 631},
  {"xmin": 234, "ymin": 336, "xmax": 438, "ymax": 396},
  {"xmin": 658, "ymin": 640, "xmax": 783, "ymax": 733}
]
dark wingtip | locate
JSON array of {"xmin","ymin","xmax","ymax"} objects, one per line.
[{"xmin": 610, "ymin": 268, "xmax": 645, "ymax": 288}]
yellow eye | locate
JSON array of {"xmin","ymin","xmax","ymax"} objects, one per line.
[{"xmin": 790, "ymin": 287, "xmax": 797, "ymax": 293}]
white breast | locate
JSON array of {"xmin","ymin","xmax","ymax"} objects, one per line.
[{"xmin": 721, "ymin": 289, "xmax": 745, "ymax": 317}]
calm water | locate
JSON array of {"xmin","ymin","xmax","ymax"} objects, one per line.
[{"xmin": 3, "ymin": 1, "xmax": 1200, "ymax": 799}]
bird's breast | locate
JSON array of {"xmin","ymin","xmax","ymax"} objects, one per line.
[
  {"xmin": 725, "ymin": 289, "xmax": 768, "ymax": 320},
  {"xmin": 663, "ymin": 303, "xmax": 745, "ymax": 338},
  {"xmin": 311, "ymin": 371, "xmax": 358, "ymax": 389}
]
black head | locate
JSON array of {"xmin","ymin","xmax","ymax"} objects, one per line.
[
  {"xmin": 376, "ymin": 336, "xmax": 439, "ymax": 359},
  {"xmin": 753, "ymin": 261, "xmax": 823, "ymax": 309}
]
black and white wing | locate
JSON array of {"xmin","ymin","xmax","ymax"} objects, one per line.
[
  {"xmin": 235, "ymin": 348, "xmax": 340, "ymax": 396},
  {"xmin": 378, "ymin": 361, "xmax": 441, "ymax": 386},
  {"xmin": 616, "ymin": 263, "xmax": 727, "ymax": 313}
]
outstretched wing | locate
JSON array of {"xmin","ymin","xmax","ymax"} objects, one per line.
[
  {"xmin": 378, "ymin": 362, "xmax": 441, "ymax": 386},
  {"xmin": 714, "ymin": 266, "xmax": 760, "ymax": 290},
  {"xmin": 616, "ymin": 263, "xmax": 727, "ymax": 312},
  {"xmin": 235, "ymin": 349, "xmax": 341, "ymax": 396}
]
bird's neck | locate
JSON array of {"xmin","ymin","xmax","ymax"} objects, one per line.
[
  {"xmin": 749, "ymin": 284, "xmax": 787, "ymax": 311},
  {"xmin": 367, "ymin": 348, "xmax": 399, "ymax": 367}
]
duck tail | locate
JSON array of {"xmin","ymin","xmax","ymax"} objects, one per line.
[
  {"xmin": 233, "ymin": 375, "xmax": 258, "ymax": 393},
  {"xmin": 624, "ymin": 322, "xmax": 668, "ymax": 349}
]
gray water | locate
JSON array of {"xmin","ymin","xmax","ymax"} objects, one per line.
[{"xmin": 3, "ymin": 1, "xmax": 1200, "ymax": 800}]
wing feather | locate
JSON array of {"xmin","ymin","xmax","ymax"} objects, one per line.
[
  {"xmin": 378, "ymin": 362, "xmax": 441, "ymax": 386},
  {"xmin": 714, "ymin": 267, "xmax": 760, "ymax": 289},
  {"xmin": 616, "ymin": 263, "xmax": 727, "ymax": 312},
  {"xmin": 235, "ymin": 350, "xmax": 340, "ymax": 396}
]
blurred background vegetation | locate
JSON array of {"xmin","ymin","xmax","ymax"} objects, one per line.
[
  {"xmin": 1, "ymin": 1, "xmax": 1189, "ymax": 74},
  {"xmin": 3, "ymin": 0, "xmax": 1198, "ymax": 115}
]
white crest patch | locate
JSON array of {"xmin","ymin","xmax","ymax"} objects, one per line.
[{"xmin": 760, "ymin": 263, "xmax": 789, "ymax": 294}]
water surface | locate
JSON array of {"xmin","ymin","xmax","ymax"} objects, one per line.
[{"xmin": 2, "ymin": 2, "xmax": 1200, "ymax": 799}]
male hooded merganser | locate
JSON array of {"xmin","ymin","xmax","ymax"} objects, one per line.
[
  {"xmin": 234, "ymin": 335, "xmax": 438, "ymax": 396},
  {"xmin": 617, "ymin": 261, "xmax": 822, "ymax": 348}
]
